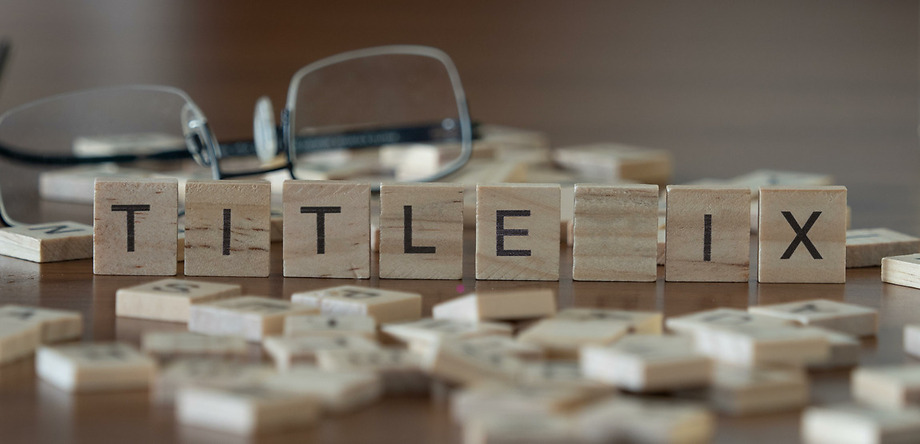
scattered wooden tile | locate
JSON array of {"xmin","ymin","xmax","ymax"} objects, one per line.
[
  {"xmin": 462, "ymin": 413, "xmax": 580, "ymax": 444},
  {"xmin": 263, "ymin": 366, "xmax": 382, "ymax": 414},
  {"xmin": 379, "ymin": 183, "xmax": 464, "ymax": 279},
  {"xmin": 141, "ymin": 332, "xmax": 248, "ymax": 361},
  {"xmin": 420, "ymin": 336, "xmax": 525, "ymax": 385},
  {"xmin": 555, "ymin": 308, "xmax": 662, "ymax": 334},
  {"xmin": 0, "ymin": 221, "xmax": 93, "ymax": 263},
  {"xmin": 154, "ymin": 358, "xmax": 272, "ymax": 404},
  {"xmin": 882, "ymin": 254, "xmax": 920, "ymax": 290},
  {"xmin": 0, "ymin": 320, "xmax": 40, "ymax": 365},
  {"xmin": 805, "ymin": 327, "xmax": 861, "ymax": 370},
  {"xmin": 852, "ymin": 364, "xmax": 920, "ymax": 410},
  {"xmin": 727, "ymin": 169, "xmax": 833, "ymax": 197},
  {"xmin": 315, "ymin": 348, "xmax": 430, "ymax": 395},
  {"xmin": 290, "ymin": 285, "xmax": 421, "ymax": 324},
  {"xmin": 905, "ymin": 324, "xmax": 920, "ymax": 359},
  {"xmin": 0, "ymin": 305, "xmax": 82, "ymax": 343},
  {"xmin": 93, "ymin": 178, "xmax": 178, "ymax": 275},
  {"xmin": 282, "ymin": 181, "xmax": 370, "ymax": 278},
  {"xmin": 116, "ymin": 278, "xmax": 242, "ymax": 323},
  {"xmin": 665, "ymin": 308, "xmax": 792, "ymax": 334},
  {"xmin": 575, "ymin": 397, "xmax": 715, "ymax": 444},
  {"xmin": 188, "ymin": 296, "xmax": 316, "ymax": 342},
  {"xmin": 709, "ymin": 364, "xmax": 809, "ymax": 415},
  {"xmin": 748, "ymin": 299, "xmax": 878, "ymax": 337},
  {"xmin": 517, "ymin": 318, "xmax": 630, "ymax": 359},
  {"xmin": 846, "ymin": 228, "xmax": 920, "ymax": 268},
  {"xmin": 36, "ymin": 342, "xmax": 156, "ymax": 392},
  {"xmin": 665, "ymin": 186, "xmax": 751, "ymax": 282},
  {"xmin": 552, "ymin": 143, "xmax": 673, "ymax": 185},
  {"xmin": 580, "ymin": 335, "xmax": 711, "ymax": 392},
  {"xmin": 381, "ymin": 318, "xmax": 513, "ymax": 349},
  {"xmin": 476, "ymin": 184, "xmax": 560, "ymax": 280},
  {"xmin": 432, "ymin": 288, "xmax": 556, "ymax": 322},
  {"xmin": 184, "ymin": 180, "xmax": 271, "ymax": 277},
  {"xmin": 519, "ymin": 361, "xmax": 609, "ymax": 390},
  {"xmin": 452, "ymin": 381, "xmax": 597, "ymax": 424},
  {"xmin": 176, "ymin": 381, "xmax": 321, "ymax": 435},
  {"xmin": 263, "ymin": 334, "xmax": 380, "ymax": 372},
  {"xmin": 758, "ymin": 186, "xmax": 847, "ymax": 283},
  {"xmin": 692, "ymin": 323, "xmax": 829, "ymax": 366},
  {"xmin": 802, "ymin": 403, "xmax": 920, "ymax": 444},
  {"xmin": 572, "ymin": 184, "xmax": 658, "ymax": 281},
  {"xmin": 283, "ymin": 314, "xmax": 376, "ymax": 339}
]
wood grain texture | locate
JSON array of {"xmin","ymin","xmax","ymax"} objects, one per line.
[
  {"xmin": 882, "ymin": 254, "xmax": 920, "ymax": 290},
  {"xmin": 184, "ymin": 180, "xmax": 271, "ymax": 277},
  {"xmin": 573, "ymin": 184, "xmax": 658, "ymax": 281},
  {"xmin": 475, "ymin": 184, "xmax": 560, "ymax": 280},
  {"xmin": 379, "ymin": 184, "xmax": 464, "ymax": 280},
  {"xmin": 93, "ymin": 178, "xmax": 178, "ymax": 275},
  {"xmin": 846, "ymin": 228, "xmax": 920, "ymax": 268},
  {"xmin": 282, "ymin": 181, "xmax": 370, "ymax": 279},
  {"xmin": 665, "ymin": 186, "xmax": 751, "ymax": 282},
  {"xmin": 0, "ymin": 222, "xmax": 93, "ymax": 263},
  {"xmin": 758, "ymin": 186, "xmax": 847, "ymax": 283}
]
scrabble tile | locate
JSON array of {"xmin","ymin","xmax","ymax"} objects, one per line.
[
  {"xmin": 290, "ymin": 285, "xmax": 421, "ymax": 324},
  {"xmin": 727, "ymin": 169, "xmax": 833, "ymax": 197},
  {"xmin": 476, "ymin": 184, "xmax": 560, "ymax": 280},
  {"xmin": 519, "ymin": 361, "xmax": 609, "ymax": 390},
  {"xmin": 552, "ymin": 143, "xmax": 673, "ymax": 185},
  {"xmin": 0, "ymin": 320, "xmax": 40, "ymax": 365},
  {"xmin": 452, "ymin": 381, "xmax": 598, "ymax": 424},
  {"xmin": 176, "ymin": 382, "xmax": 321, "ymax": 435},
  {"xmin": 572, "ymin": 184, "xmax": 658, "ymax": 282},
  {"xmin": 379, "ymin": 183, "xmax": 464, "ymax": 279},
  {"xmin": 575, "ymin": 397, "xmax": 715, "ymax": 444},
  {"xmin": 36, "ymin": 342, "xmax": 156, "ymax": 392},
  {"xmin": 0, "ymin": 221, "xmax": 93, "ymax": 263},
  {"xmin": 184, "ymin": 180, "xmax": 271, "ymax": 277},
  {"xmin": 802, "ymin": 404, "xmax": 920, "ymax": 444},
  {"xmin": 665, "ymin": 186, "xmax": 751, "ymax": 282},
  {"xmin": 758, "ymin": 186, "xmax": 847, "ymax": 283},
  {"xmin": 580, "ymin": 335, "xmax": 712, "ymax": 392},
  {"xmin": 432, "ymin": 288, "xmax": 556, "ymax": 322},
  {"xmin": 748, "ymin": 299, "xmax": 878, "ymax": 337},
  {"xmin": 263, "ymin": 334, "xmax": 380, "ymax": 372},
  {"xmin": 905, "ymin": 324, "xmax": 920, "ymax": 359},
  {"xmin": 420, "ymin": 336, "xmax": 526, "ymax": 385},
  {"xmin": 446, "ymin": 159, "xmax": 530, "ymax": 227},
  {"xmin": 263, "ymin": 366, "xmax": 383, "ymax": 414},
  {"xmin": 0, "ymin": 305, "xmax": 82, "ymax": 343},
  {"xmin": 852, "ymin": 364, "xmax": 920, "ymax": 410},
  {"xmin": 709, "ymin": 364, "xmax": 809, "ymax": 415},
  {"xmin": 805, "ymin": 327, "xmax": 860, "ymax": 370},
  {"xmin": 154, "ymin": 358, "xmax": 272, "ymax": 403},
  {"xmin": 189, "ymin": 296, "xmax": 317, "ymax": 342},
  {"xmin": 141, "ymin": 332, "xmax": 248, "ymax": 361},
  {"xmin": 665, "ymin": 308, "xmax": 792, "ymax": 334},
  {"xmin": 93, "ymin": 178, "xmax": 178, "ymax": 275},
  {"xmin": 316, "ymin": 348, "xmax": 430, "ymax": 395},
  {"xmin": 692, "ymin": 323, "xmax": 829, "ymax": 366},
  {"xmin": 115, "ymin": 278, "xmax": 242, "ymax": 323},
  {"xmin": 283, "ymin": 314, "xmax": 376, "ymax": 339},
  {"xmin": 381, "ymin": 318, "xmax": 513, "ymax": 349},
  {"xmin": 846, "ymin": 228, "xmax": 920, "ymax": 268},
  {"xmin": 463, "ymin": 413, "xmax": 580, "ymax": 444},
  {"xmin": 517, "ymin": 318, "xmax": 631, "ymax": 359},
  {"xmin": 555, "ymin": 308, "xmax": 663, "ymax": 334},
  {"xmin": 282, "ymin": 181, "xmax": 370, "ymax": 278},
  {"xmin": 882, "ymin": 254, "xmax": 920, "ymax": 290}
]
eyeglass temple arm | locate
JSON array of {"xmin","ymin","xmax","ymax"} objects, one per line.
[{"xmin": 0, "ymin": 142, "xmax": 191, "ymax": 165}]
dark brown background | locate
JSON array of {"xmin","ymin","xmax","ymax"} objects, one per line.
[{"xmin": 0, "ymin": 1, "xmax": 918, "ymax": 443}]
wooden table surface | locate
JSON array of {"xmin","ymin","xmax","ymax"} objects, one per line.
[{"xmin": 1, "ymin": 1, "xmax": 919, "ymax": 443}]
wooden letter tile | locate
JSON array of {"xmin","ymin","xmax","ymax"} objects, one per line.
[
  {"xmin": 709, "ymin": 364, "xmax": 809, "ymax": 415},
  {"xmin": 517, "ymin": 318, "xmax": 631, "ymax": 359},
  {"xmin": 379, "ymin": 183, "xmax": 464, "ymax": 279},
  {"xmin": 189, "ymin": 296, "xmax": 317, "ymax": 342},
  {"xmin": 575, "ymin": 397, "xmax": 715, "ymax": 444},
  {"xmin": 852, "ymin": 364, "xmax": 920, "ymax": 410},
  {"xmin": 176, "ymin": 382, "xmax": 321, "ymax": 435},
  {"xmin": 0, "ymin": 305, "xmax": 82, "ymax": 343},
  {"xmin": 580, "ymin": 335, "xmax": 712, "ymax": 392},
  {"xmin": 476, "ymin": 184, "xmax": 560, "ymax": 280},
  {"xmin": 0, "ymin": 221, "xmax": 93, "ymax": 263},
  {"xmin": 665, "ymin": 186, "xmax": 751, "ymax": 282},
  {"xmin": 282, "ymin": 181, "xmax": 370, "ymax": 278},
  {"xmin": 184, "ymin": 180, "xmax": 271, "ymax": 277},
  {"xmin": 116, "ymin": 278, "xmax": 242, "ymax": 323},
  {"xmin": 846, "ymin": 228, "xmax": 920, "ymax": 268},
  {"xmin": 381, "ymin": 318, "xmax": 513, "ymax": 349},
  {"xmin": 154, "ymin": 358, "xmax": 272, "ymax": 404},
  {"xmin": 882, "ymin": 254, "xmax": 920, "ymax": 290},
  {"xmin": 36, "ymin": 342, "xmax": 156, "ymax": 392},
  {"xmin": 420, "ymin": 336, "xmax": 527, "ymax": 385},
  {"xmin": 802, "ymin": 404, "xmax": 920, "ymax": 444},
  {"xmin": 805, "ymin": 327, "xmax": 860, "ymax": 370},
  {"xmin": 141, "ymin": 332, "xmax": 248, "ymax": 361},
  {"xmin": 748, "ymin": 299, "xmax": 877, "ymax": 337},
  {"xmin": 692, "ymin": 323, "xmax": 829, "ymax": 366},
  {"xmin": 758, "ymin": 186, "xmax": 847, "ymax": 283},
  {"xmin": 432, "ymin": 288, "xmax": 556, "ymax": 322},
  {"xmin": 93, "ymin": 178, "xmax": 178, "ymax": 275},
  {"xmin": 283, "ymin": 314, "xmax": 376, "ymax": 339},
  {"xmin": 316, "ymin": 348, "xmax": 430, "ymax": 395},
  {"xmin": 555, "ymin": 308, "xmax": 662, "ymax": 334},
  {"xmin": 572, "ymin": 184, "xmax": 658, "ymax": 281},
  {"xmin": 452, "ymin": 381, "xmax": 596, "ymax": 423},
  {"xmin": 290, "ymin": 285, "xmax": 421, "ymax": 324},
  {"xmin": 263, "ymin": 366, "xmax": 383, "ymax": 414},
  {"xmin": 665, "ymin": 308, "xmax": 791, "ymax": 334},
  {"xmin": 263, "ymin": 334, "xmax": 380, "ymax": 371}
]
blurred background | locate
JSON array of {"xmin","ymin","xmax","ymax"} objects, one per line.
[{"xmin": 0, "ymin": 0, "xmax": 917, "ymax": 227}]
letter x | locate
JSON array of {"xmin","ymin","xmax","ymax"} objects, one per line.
[{"xmin": 780, "ymin": 211, "xmax": 822, "ymax": 259}]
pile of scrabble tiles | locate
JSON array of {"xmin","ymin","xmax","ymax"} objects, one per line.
[{"xmin": 7, "ymin": 282, "xmax": 920, "ymax": 442}]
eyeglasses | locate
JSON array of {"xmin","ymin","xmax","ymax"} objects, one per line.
[{"xmin": 0, "ymin": 42, "xmax": 473, "ymax": 226}]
